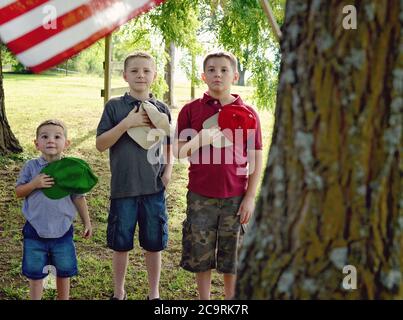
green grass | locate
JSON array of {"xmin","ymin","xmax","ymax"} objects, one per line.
[{"xmin": 0, "ymin": 72, "xmax": 274, "ymax": 300}]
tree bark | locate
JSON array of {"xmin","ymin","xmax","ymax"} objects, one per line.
[
  {"xmin": 236, "ymin": 0, "xmax": 402, "ymax": 299},
  {"xmin": 237, "ymin": 60, "xmax": 246, "ymax": 86},
  {"xmin": 0, "ymin": 45, "xmax": 22, "ymax": 155},
  {"xmin": 191, "ymin": 52, "xmax": 196, "ymax": 100},
  {"xmin": 164, "ymin": 41, "xmax": 176, "ymax": 107}
]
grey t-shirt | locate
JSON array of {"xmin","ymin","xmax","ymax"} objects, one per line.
[
  {"xmin": 96, "ymin": 93, "xmax": 171, "ymax": 199},
  {"xmin": 16, "ymin": 157, "xmax": 82, "ymax": 238}
]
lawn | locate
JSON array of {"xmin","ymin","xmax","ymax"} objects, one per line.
[{"xmin": 0, "ymin": 72, "xmax": 274, "ymax": 300}]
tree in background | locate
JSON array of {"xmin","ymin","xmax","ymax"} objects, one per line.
[
  {"xmin": 72, "ymin": 40, "xmax": 105, "ymax": 76},
  {"xmin": 2, "ymin": 0, "xmax": 284, "ymax": 109},
  {"xmin": 0, "ymin": 0, "xmax": 285, "ymax": 153},
  {"xmin": 149, "ymin": 0, "xmax": 202, "ymax": 107},
  {"xmin": 210, "ymin": 0, "xmax": 285, "ymax": 109},
  {"xmin": 0, "ymin": 45, "xmax": 22, "ymax": 155},
  {"xmin": 112, "ymin": 16, "xmax": 168, "ymax": 100},
  {"xmin": 236, "ymin": 0, "xmax": 402, "ymax": 299},
  {"xmin": 0, "ymin": 44, "xmax": 27, "ymax": 73}
]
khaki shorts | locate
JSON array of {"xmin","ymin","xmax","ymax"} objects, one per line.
[{"xmin": 180, "ymin": 191, "xmax": 244, "ymax": 274}]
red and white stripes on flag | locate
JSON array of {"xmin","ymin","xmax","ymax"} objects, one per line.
[{"xmin": 0, "ymin": 0, "xmax": 165, "ymax": 73}]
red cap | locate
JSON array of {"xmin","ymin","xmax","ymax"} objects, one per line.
[{"xmin": 217, "ymin": 105, "xmax": 257, "ymax": 143}]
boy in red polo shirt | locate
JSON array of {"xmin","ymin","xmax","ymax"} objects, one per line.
[{"xmin": 174, "ymin": 51, "xmax": 263, "ymax": 299}]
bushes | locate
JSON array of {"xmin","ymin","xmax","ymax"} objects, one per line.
[{"xmin": 72, "ymin": 41, "xmax": 105, "ymax": 76}]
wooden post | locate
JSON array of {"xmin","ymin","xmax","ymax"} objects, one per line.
[
  {"xmin": 259, "ymin": 0, "xmax": 282, "ymax": 43},
  {"xmin": 103, "ymin": 34, "xmax": 112, "ymax": 105}
]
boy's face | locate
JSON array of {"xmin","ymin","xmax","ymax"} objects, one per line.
[
  {"xmin": 35, "ymin": 125, "xmax": 70, "ymax": 158},
  {"xmin": 202, "ymin": 57, "xmax": 239, "ymax": 95},
  {"xmin": 123, "ymin": 57, "xmax": 156, "ymax": 95}
]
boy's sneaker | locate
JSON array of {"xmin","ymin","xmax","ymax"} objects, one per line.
[
  {"xmin": 110, "ymin": 292, "xmax": 127, "ymax": 300},
  {"xmin": 146, "ymin": 295, "xmax": 160, "ymax": 300}
]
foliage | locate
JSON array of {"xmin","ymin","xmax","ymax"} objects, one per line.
[
  {"xmin": 150, "ymin": 68, "xmax": 169, "ymax": 100},
  {"xmin": 112, "ymin": 14, "xmax": 169, "ymax": 100},
  {"xmin": 1, "ymin": 46, "xmax": 17, "ymax": 67},
  {"xmin": 112, "ymin": 16, "xmax": 153, "ymax": 63},
  {"xmin": 149, "ymin": 0, "xmax": 200, "ymax": 48},
  {"xmin": 207, "ymin": 0, "xmax": 285, "ymax": 109},
  {"xmin": 71, "ymin": 40, "xmax": 105, "ymax": 76},
  {"xmin": 179, "ymin": 53, "xmax": 203, "ymax": 87},
  {"xmin": 0, "ymin": 44, "xmax": 29, "ymax": 72},
  {"xmin": 1, "ymin": 0, "xmax": 285, "ymax": 108},
  {"xmin": 251, "ymin": 57, "xmax": 278, "ymax": 110},
  {"xmin": 149, "ymin": 0, "xmax": 203, "ymax": 97}
]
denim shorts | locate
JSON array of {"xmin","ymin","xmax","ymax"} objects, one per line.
[
  {"xmin": 22, "ymin": 221, "xmax": 78, "ymax": 280},
  {"xmin": 107, "ymin": 190, "xmax": 168, "ymax": 252}
]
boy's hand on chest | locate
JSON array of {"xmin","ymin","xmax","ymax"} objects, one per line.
[{"xmin": 123, "ymin": 109, "xmax": 151, "ymax": 128}]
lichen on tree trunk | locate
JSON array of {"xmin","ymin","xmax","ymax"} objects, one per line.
[{"xmin": 236, "ymin": 0, "xmax": 402, "ymax": 299}]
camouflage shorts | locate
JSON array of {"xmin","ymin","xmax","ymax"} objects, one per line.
[{"xmin": 180, "ymin": 191, "xmax": 244, "ymax": 274}]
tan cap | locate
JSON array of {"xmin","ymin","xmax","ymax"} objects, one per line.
[{"xmin": 127, "ymin": 101, "xmax": 170, "ymax": 149}]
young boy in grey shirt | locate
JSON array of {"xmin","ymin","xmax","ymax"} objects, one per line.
[
  {"xmin": 16, "ymin": 119, "xmax": 93, "ymax": 300},
  {"xmin": 96, "ymin": 51, "xmax": 172, "ymax": 300}
]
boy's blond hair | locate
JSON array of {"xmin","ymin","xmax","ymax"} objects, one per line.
[
  {"xmin": 124, "ymin": 51, "xmax": 156, "ymax": 71},
  {"xmin": 36, "ymin": 119, "xmax": 67, "ymax": 138},
  {"xmin": 203, "ymin": 51, "xmax": 238, "ymax": 72}
]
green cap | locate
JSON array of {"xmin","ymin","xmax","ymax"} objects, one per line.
[{"xmin": 40, "ymin": 157, "xmax": 98, "ymax": 199}]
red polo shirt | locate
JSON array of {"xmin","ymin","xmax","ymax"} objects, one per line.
[{"xmin": 176, "ymin": 93, "xmax": 263, "ymax": 198}]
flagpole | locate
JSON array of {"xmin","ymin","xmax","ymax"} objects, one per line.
[{"xmin": 259, "ymin": 0, "xmax": 282, "ymax": 43}]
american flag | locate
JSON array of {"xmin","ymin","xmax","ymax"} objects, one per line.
[{"xmin": 0, "ymin": 0, "xmax": 165, "ymax": 73}]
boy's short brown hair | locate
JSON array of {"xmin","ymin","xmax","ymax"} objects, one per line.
[
  {"xmin": 123, "ymin": 51, "xmax": 156, "ymax": 71},
  {"xmin": 203, "ymin": 51, "xmax": 238, "ymax": 72},
  {"xmin": 36, "ymin": 119, "xmax": 67, "ymax": 138}
]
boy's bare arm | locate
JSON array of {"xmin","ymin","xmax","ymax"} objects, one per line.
[
  {"xmin": 173, "ymin": 139, "xmax": 197, "ymax": 159},
  {"xmin": 237, "ymin": 150, "xmax": 263, "ymax": 224},
  {"xmin": 96, "ymin": 109, "xmax": 151, "ymax": 152},
  {"xmin": 162, "ymin": 144, "xmax": 173, "ymax": 186},
  {"xmin": 163, "ymin": 144, "xmax": 173, "ymax": 167},
  {"xmin": 173, "ymin": 127, "xmax": 222, "ymax": 159},
  {"xmin": 72, "ymin": 196, "xmax": 92, "ymax": 238},
  {"xmin": 15, "ymin": 174, "xmax": 54, "ymax": 198},
  {"xmin": 245, "ymin": 150, "xmax": 263, "ymax": 198}
]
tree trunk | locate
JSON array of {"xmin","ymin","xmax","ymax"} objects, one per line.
[
  {"xmin": 236, "ymin": 0, "xmax": 402, "ymax": 299},
  {"xmin": 163, "ymin": 41, "xmax": 176, "ymax": 107},
  {"xmin": 0, "ymin": 45, "xmax": 22, "ymax": 155},
  {"xmin": 237, "ymin": 60, "xmax": 246, "ymax": 86},
  {"xmin": 191, "ymin": 52, "xmax": 196, "ymax": 100}
]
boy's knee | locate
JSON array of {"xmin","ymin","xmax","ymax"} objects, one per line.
[{"xmin": 141, "ymin": 238, "xmax": 167, "ymax": 252}]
